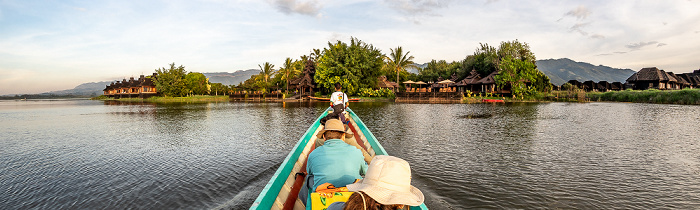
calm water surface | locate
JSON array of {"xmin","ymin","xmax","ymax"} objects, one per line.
[{"xmin": 1, "ymin": 99, "xmax": 699, "ymax": 209}]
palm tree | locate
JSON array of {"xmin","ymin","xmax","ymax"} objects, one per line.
[
  {"xmin": 257, "ymin": 62, "xmax": 276, "ymax": 91},
  {"xmin": 310, "ymin": 48, "xmax": 322, "ymax": 63},
  {"xmin": 279, "ymin": 57, "xmax": 300, "ymax": 93},
  {"xmin": 385, "ymin": 46, "xmax": 418, "ymax": 84}
]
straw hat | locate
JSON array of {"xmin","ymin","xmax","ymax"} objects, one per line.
[
  {"xmin": 346, "ymin": 155, "xmax": 424, "ymax": 206},
  {"xmin": 316, "ymin": 119, "xmax": 349, "ymax": 140}
]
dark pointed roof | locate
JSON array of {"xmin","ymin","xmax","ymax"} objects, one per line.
[
  {"xmin": 452, "ymin": 70, "xmax": 482, "ymax": 87},
  {"xmin": 476, "ymin": 71, "xmax": 498, "ymax": 85},
  {"xmin": 377, "ymin": 76, "xmax": 398, "ymax": 88},
  {"xmin": 626, "ymin": 67, "xmax": 676, "ymax": 82}
]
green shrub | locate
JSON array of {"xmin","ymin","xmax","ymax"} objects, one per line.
[{"xmin": 357, "ymin": 88, "xmax": 395, "ymax": 98}]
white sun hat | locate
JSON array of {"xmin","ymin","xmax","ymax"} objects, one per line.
[{"xmin": 346, "ymin": 155, "xmax": 424, "ymax": 206}]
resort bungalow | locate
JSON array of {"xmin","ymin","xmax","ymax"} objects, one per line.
[
  {"xmin": 677, "ymin": 73, "xmax": 700, "ymax": 88},
  {"xmin": 583, "ymin": 80, "xmax": 596, "ymax": 92},
  {"xmin": 451, "ymin": 69, "xmax": 482, "ymax": 93},
  {"xmin": 477, "ymin": 71, "xmax": 501, "ymax": 94},
  {"xmin": 103, "ymin": 73, "xmax": 158, "ymax": 98},
  {"xmin": 567, "ymin": 80, "xmax": 584, "ymax": 89},
  {"xmin": 611, "ymin": 82, "xmax": 624, "ymax": 91},
  {"xmin": 626, "ymin": 67, "xmax": 680, "ymax": 90},
  {"xmin": 597, "ymin": 81, "xmax": 611, "ymax": 92},
  {"xmin": 377, "ymin": 76, "xmax": 399, "ymax": 92}
]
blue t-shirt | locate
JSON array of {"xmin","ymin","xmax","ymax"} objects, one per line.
[{"xmin": 307, "ymin": 139, "xmax": 367, "ymax": 190}]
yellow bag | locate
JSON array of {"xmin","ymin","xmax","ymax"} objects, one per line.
[{"xmin": 309, "ymin": 191, "xmax": 354, "ymax": 210}]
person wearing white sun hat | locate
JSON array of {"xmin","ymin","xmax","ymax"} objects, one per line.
[{"xmin": 326, "ymin": 155, "xmax": 424, "ymax": 210}]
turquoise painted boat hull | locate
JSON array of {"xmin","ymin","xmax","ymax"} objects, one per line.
[{"xmin": 250, "ymin": 107, "xmax": 428, "ymax": 210}]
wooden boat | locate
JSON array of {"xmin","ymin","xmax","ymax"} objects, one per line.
[
  {"xmin": 308, "ymin": 96, "xmax": 360, "ymax": 102},
  {"xmin": 482, "ymin": 99, "xmax": 504, "ymax": 103},
  {"xmin": 250, "ymin": 107, "xmax": 428, "ymax": 210}
]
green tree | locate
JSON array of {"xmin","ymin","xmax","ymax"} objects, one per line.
[
  {"xmin": 279, "ymin": 57, "xmax": 301, "ymax": 93},
  {"xmin": 255, "ymin": 62, "xmax": 276, "ymax": 92},
  {"xmin": 385, "ymin": 46, "xmax": 418, "ymax": 84},
  {"xmin": 416, "ymin": 59, "xmax": 461, "ymax": 82},
  {"xmin": 315, "ymin": 37, "xmax": 384, "ymax": 95},
  {"xmin": 495, "ymin": 57, "xmax": 537, "ymax": 98},
  {"xmin": 185, "ymin": 72, "xmax": 209, "ymax": 95},
  {"xmin": 258, "ymin": 62, "xmax": 275, "ymax": 83},
  {"xmin": 153, "ymin": 63, "xmax": 188, "ymax": 97},
  {"xmin": 471, "ymin": 43, "xmax": 498, "ymax": 77},
  {"xmin": 210, "ymin": 83, "xmax": 228, "ymax": 96},
  {"xmin": 493, "ymin": 40, "xmax": 551, "ymax": 98}
]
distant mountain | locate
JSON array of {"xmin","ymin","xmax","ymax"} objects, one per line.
[
  {"xmin": 203, "ymin": 69, "xmax": 259, "ymax": 86},
  {"xmin": 409, "ymin": 63, "xmax": 428, "ymax": 74},
  {"xmin": 46, "ymin": 81, "xmax": 112, "ymax": 96},
  {"xmin": 536, "ymin": 58, "xmax": 636, "ymax": 86}
]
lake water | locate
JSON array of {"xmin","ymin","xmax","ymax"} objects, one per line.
[{"xmin": 1, "ymin": 99, "xmax": 699, "ymax": 209}]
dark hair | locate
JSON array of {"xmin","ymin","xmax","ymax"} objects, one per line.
[
  {"xmin": 324, "ymin": 130, "xmax": 344, "ymax": 140},
  {"xmin": 335, "ymin": 83, "xmax": 342, "ymax": 90},
  {"xmin": 343, "ymin": 191, "xmax": 404, "ymax": 210}
]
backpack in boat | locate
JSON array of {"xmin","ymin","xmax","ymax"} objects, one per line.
[{"xmin": 310, "ymin": 183, "xmax": 353, "ymax": 210}]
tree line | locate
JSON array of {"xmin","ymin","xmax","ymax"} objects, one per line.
[{"xmin": 153, "ymin": 37, "xmax": 551, "ymax": 98}]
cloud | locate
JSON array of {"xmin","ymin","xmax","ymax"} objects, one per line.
[
  {"xmin": 570, "ymin": 22, "xmax": 590, "ymax": 36},
  {"xmin": 271, "ymin": 0, "xmax": 321, "ymax": 16},
  {"xmin": 626, "ymin": 41, "xmax": 658, "ymax": 50},
  {"xmin": 74, "ymin": 7, "xmax": 87, "ymax": 12},
  {"xmin": 657, "ymin": 43, "xmax": 667, "ymax": 47},
  {"xmin": 590, "ymin": 34, "xmax": 605, "ymax": 39},
  {"xmin": 564, "ymin": 5, "xmax": 591, "ymax": 20},
  {"xmin": 383, "ymin": 0, "xmax": 449, "ymax": 15}
]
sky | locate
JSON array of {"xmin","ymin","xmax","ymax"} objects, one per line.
[{"xmin": 1, "ymin": 0, "xmax": 699, "ymax": 95}]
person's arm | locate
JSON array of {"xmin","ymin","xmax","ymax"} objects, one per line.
[{"xmin": 344, "ymin": 93, "xmax": 349, "ymax": 108}]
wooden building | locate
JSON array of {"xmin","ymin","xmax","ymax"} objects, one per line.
[
  {"xmin": 610, "ymin": 82, "xmax": 624, "ymax": 91},
  {"xmin": 677, "ymin": 73, "xmax": 700, "ymax": 88},
  {"xmin": 103, "ymin": 73, "xmax": 158, "ymax": 98},
  {"xmin": 625, "ymin": 67, "xmax": 681, "ymax": 90},
  {"xmin": 583, "ymin": 80, "xmax": 596, "ymax": 92},
  {"xmin": 451, "ymin": 69, "xmax": 482, "ymax": 93},
  {"xmin": 567, "ymin": 80, "xmax": 584, "ymax": 89},
  {"xmin": 289, "ymin": 60, "xmax": 317, "ymax": 95},
  {"xmin": 377, "ymin": 76, "xmax": 398, "ymax": 92},
  {"xmin": 597, "ymin": 81, "xmax": 611, "ymax": 92},
  {"xmin": 476, "ymin": 71, "xmax": 500, "ymax": 94}
]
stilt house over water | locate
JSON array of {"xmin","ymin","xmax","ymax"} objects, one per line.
[
  {"xmin": 626, "ymin": 67, "xmax": 683, "ymax": 90},
  {"xmin": 103, "ymin": 73, "xmax": 158, "ymax": 98}
]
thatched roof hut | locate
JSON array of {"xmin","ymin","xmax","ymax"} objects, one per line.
[
  {"xmin": 626, "ymin": 67, "xmax": 678, "ymax": 90},
  {"xmin": 377, "ymin": 76, "xmax": 398, "ymax": 91}
]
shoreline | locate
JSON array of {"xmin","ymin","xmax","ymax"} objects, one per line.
[{"xmin": 91, "ymin": 89, "xmax": 700, "ymax": 105}]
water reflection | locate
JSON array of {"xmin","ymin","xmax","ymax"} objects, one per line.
[{"xmin": 1, "ymin": 100, "xmax": 700, "ymax": 209}]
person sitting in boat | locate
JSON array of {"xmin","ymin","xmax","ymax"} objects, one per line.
[
  {"xmin": 315, "ymin": 119, "xmax": 373, "ymax": 164},
  {"xmin": 326, "ymin": 155, "xmax": 424, "ymax": 210},
  {"xmin": 299, "ymin": 119, "xmax": 368, "ymax": 205},
  {"xmin": 320, "ymin": 83, "xmax": 349, "ymax": 125}
]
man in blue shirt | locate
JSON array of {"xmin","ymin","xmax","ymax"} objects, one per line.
[{"xmin": 299, "ymin": 119, "xmax": 367, "ymax": 205}]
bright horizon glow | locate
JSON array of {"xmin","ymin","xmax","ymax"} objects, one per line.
[{"xmin": 1, "ymin": 0, "xmax": 699, "ymax": 95}]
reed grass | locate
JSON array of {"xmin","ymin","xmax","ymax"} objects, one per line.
[{"xmin": 588, "ymin": 89, "xmax": 700, "ymax": 105}]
